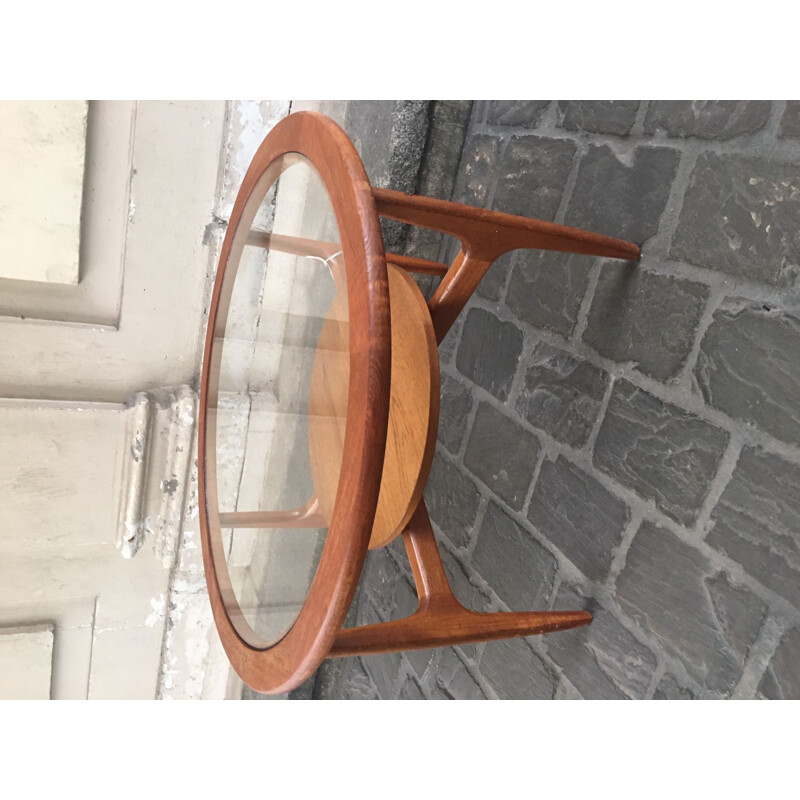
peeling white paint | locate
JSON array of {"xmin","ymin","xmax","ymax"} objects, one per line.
[
  {"xmin": 233, "ymin": 100, "xmax": 290, "ymax": 181},
  {"xmin": 145, "ymin": 594, "xmax": 166, "ymax": 627},
  {"xmin": 217, "ymin": 100, "xmax": 291, "ymax": 221},
  {"xmin": 116, "ymin": 392, "xmax": 153, "ymax": 559}
]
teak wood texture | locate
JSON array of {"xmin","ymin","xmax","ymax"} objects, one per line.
[
  {"xmin": 198, "ymin": 111, "xmax": 641, "ymax": 694},
  {"xmin": 308, "ymin": 262, "xmax": 440, "ymax": 549}
]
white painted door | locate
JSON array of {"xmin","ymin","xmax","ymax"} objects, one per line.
[{"xmin": 0, "ymin": 100, "xmax": 292, "ymax": 698}]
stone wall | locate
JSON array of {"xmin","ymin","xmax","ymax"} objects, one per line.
[{"xmin": 317, "ymin": 100, "xmax": 800, "ymax": 700}]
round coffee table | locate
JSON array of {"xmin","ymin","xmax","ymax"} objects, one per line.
[{"xmin": 198, "ymin": 111, "xmax": 640, "ymax": 694}]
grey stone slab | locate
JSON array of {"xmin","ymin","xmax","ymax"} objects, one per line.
[
  {"xmin": 439, "ymin": 314, "xmax": 463, "ymax": 366},
  {"xmin": 453, "ymin": 133, "xmax": 502, "ymax": 208},
  {"xmin": 492, "ymin": 135, "xmax": 576, "ymax": 219},
  {"xmin": 426, "ymin": 649, "xmax": 486, "ymax": 700},
  {"xmin": 440, "ymin": 536, "xmax": 493, "ymax": 614},
  {"xmin": 515, "ymin": 342, "xmax": 610, "ymax": 448},
  {"xmin": 476, "ymin": 251, "xmax": 514, "ymax": 302},
  {"xmin": 424, "ymin": 451, "xmax": 481, "ymax": 549},
  {"xmin": 444, "ymin": 666, "xmax": 486, "ymax": 699},
  {"xmin": 644, "ymin": 101, "xmax": 771, "ymax": 139},
  {"xmin": 707, "ymin": 446, "xmax": 800, "ymax": 611},
  {"xmin": 438, "ymin": 373, "xmax": 473, "ymax": 455},
  {"xmin": 359, "ymin": 602, "xmax": 403, "ymax": 698},
  {"xmin": 670, "ymin": 152, "xmax": 800, "ymax": 285},
  {"xmin": 545, "ymin": 585, "xmax": 656, "ymax": 698},
  {"xmin": 480, "ymin": 637, "xmax": 558, "ymax": 699},
  {"xmin": 486, "ymin": 101, "xmax": 551, "ymax": 128},
  {"xmin": 557, "ymin": 101, "xmax": 640, "ymax": 135},
  {"xmin": 705, "ymin": 571, "xmax": 768, "ymax": 665},
  {"xmin": 405, "ymin": 647, "xmax": 434, "ymax": 680},
  {"xmin": 527, "ymin": 456, "xmax": 629, "ymax": 582},
  {"xmin": 594, "ymin": 380, "xmax": 729, "ymax": 526},
  {"xmin": 653, "ymin": 674, "xmax": 696, "ymax": 700},
  {"xmin": 406, "ymin": 101, "xmax": 473, "ymax": 262},
  {"xmin": 779, "ymin": 101, "xmax": 800, "ymax": 139},
  {"xmin": 758, "ymin": 627, "xmax": 800, "ymax": 699},
  {"xmin": 345, "ymin": 101, "xmax": 400, "ymax": 188},
  {"xmin": 506, "ymin": 250, "xmax": 595, "ymax": 337},
  {"xmin": 464, "ymin": 402, "xmax": 540, "ymax": 510},
  {"xmin": 472, "ymin": 501, "xmax": 557, "ymax": 611},
  {"xmin": 398, "ymin": 674, "xmax": 426, "ymax": 700},
  {"xmin": 339, "ymin": 658, "xmax": 379, "ymax": 700},
  {"xmin": 361, "ymin": 548, "xmax": 417, "ymax": 622},
  {"xmin": 583, "ymin": 262, "xmax": 710, "ymax": 381},
  {"xmin": 695, "ymin": 302, "xmax": 800, "ymax": 447},
  {"xmin": 566, "ymin": 144, "xmax": 680, "ymax": 243},
  {"xmin": 455, "ymin": 307, "xmax": 523, "ymax": 401},
  {"xmin": 616, "ymin": 522, "xmax": 760, "ymax": 695}
]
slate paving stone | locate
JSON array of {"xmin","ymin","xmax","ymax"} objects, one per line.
[
  {"xmin": 705, "ymin": 571, "xmax": 768, "ymax": 665},
  {"xmin": 707, "ymin": 446, "xmax": 800, "ymax": 611},
  {"xmin": 424, "ymin": 451, "xmax": 481, "ymax": 549},
  {"xmin": 486, "ymin": 100, "xmax": 551, "ymax": 128},
  {"xmin": 425, "ymin": 649, "xmax": 486, "ymax": 700},
  {"xmin": 545, "ymin": 584, "xmax": 657, "ymax": 699},
  {"xmin": 405, "ymin": 100, "xmax": 473, "ymax": 262},
  {"xmin": 695, "ymin": 302, "xmax": 800, "ymax": 447},
  {"xmin": 505, "ymin": 250, "xmax": 595, "ymax": 337},
  {"xmin": 359, "ymin": 603, "xmax": 403, "ymax": 698},
  {"xmin": 439, "ymin": 540, "xmax": 493, "ymax": 614},
  {"xmin": 653, "ymin": 674, "xmax": 696, "ymax": 700},
  {"xmin": 515, "ymin": 342, "xmax": 610, "ymax": 448},
  {"xmin": 439, "ymin": 314, "xmax": 463, "ymax": 366},
  {"xmin": 778, "ymin": 101, "xmax": 800, "ymax": 138},
  {"xmin": 340, "ymin": 658, "xmax": 378, "ymax": 700},
  {"xmin": 527, "ymin": 456, "xmax": 629, "ymax": 583},
  {"xmin": 644, "ymin": 101, "xmax": 771, "ymax": 139},
  {"xmin": 758, "ymin": 627, "xmax": 800, "ymax": 699},
  {"xmin": 566, "ymin": 144, "xmax": 680, "ymax": 243},
  {"xmin": 594, "ymin": 380, "xmax": 729, "ymax": 526},
  {"xmin": 492, "ymin": 135, "xmax": 576, "ymax": 219},
  {"xmin": 360, "ymin": 548, "xmax": 417, "ymax": 623},
  {"xmin": 472, "ymin": 501, "xmax": 557, "ymax": 611},
  {"xmin": 454, "ymin": 133, "xmax": 502, "ymax": 208},
  {"xmin": 398, "ymin": 674, "xmax": 426, "ymax": 700},
  {"xmin": 583, "ymin": 261, "xmax": 710, "ymax": 381},
  {"xmin": 442, "ymin": 664, "xmax": 486, "ymax": 699},
  {"xmin": 464, "ymin": 402, "xmax": 540, "ymax": 510},
  {"xmin": 315, "ymin": 99, "xmax": 800, "ymax": 702},
  {"xmin": 616, "ymin": 522, "xmax": 759, "ymax": 696},
  {"xmin": 671, "ymin": 152, "xmax": 800, "ymax": 285},
  {"xmin": 438, "ymin": 373, "xmax": 473, "ymax": 455},
  {"xmin": 476, "ymin": 250, "xmax": 514, "ymax": 302},
  {"xmin": 557, "ymin": 101, "xmax": 640, "ymax": 136},
  {"xmin": 455, "ymin": 307, "xmax": 523, "ymax": 400},
  {"xmin": 480, "ymin": 637, "xmax": 558, "ymax": 699},
  {"xmin": 405, "ymin": 647, "xmax": 434, "ymax": 680}
]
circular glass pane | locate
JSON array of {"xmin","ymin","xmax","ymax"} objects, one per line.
[{"xmin": 205, "ymin": 154, "xmax": 349, "ymax": 647}]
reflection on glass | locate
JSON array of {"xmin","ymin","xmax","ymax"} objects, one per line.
[{"xmin": 207, "ymin": 155, "xmax": 348, "ymax": 646}]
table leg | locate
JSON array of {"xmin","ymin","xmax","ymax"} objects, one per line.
[{"xmin": 329, "ymin": 500, "xmax": 591, "ymax": 657}]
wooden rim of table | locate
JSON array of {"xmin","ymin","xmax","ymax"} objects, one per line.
[{"xmin": 197, "ymin": 111, "xmax": 390, "ymax": 693}]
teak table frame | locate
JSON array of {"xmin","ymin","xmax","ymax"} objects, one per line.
[{"xmin": 198, "ymin": 111, "xmax": 640, "ymax": 694}]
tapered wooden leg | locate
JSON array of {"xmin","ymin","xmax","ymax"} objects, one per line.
[
  {"xmin": 372, "ymin": 189, "xmax": 639, "ymax": 345},
  {"xmin": 427, "ymin": 249, "xmax": 493, "ymax": 345},
  {"xmin": 329, "ymin": 501, "xmax": 591, "ymax": 657}
]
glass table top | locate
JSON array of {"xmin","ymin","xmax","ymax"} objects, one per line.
[{"xmin": 205, "ymin": 154, "xmax": 349, "ymax": 647}]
